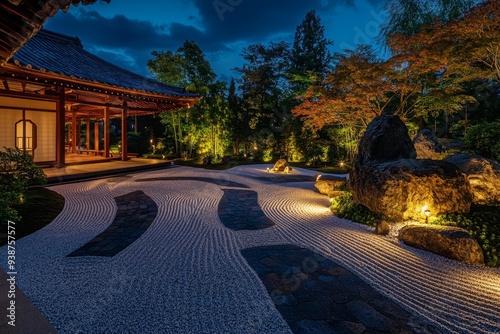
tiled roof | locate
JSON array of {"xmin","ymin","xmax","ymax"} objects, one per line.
[
  {"xmin": 10, "ymin": 29, "xmax": 198, "ymax": 99},
  {"xmin": 0, "ymin": 0, "xmax": 106, "ymax": 67}
]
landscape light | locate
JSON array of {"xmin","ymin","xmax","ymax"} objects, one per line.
[
  {"xmin": 316, "ymin": 174, "xmax": 322, "ymax": 181},
  {"xmin": 425, "ymin": 209, "xmax": 431, "ymax": 224}
]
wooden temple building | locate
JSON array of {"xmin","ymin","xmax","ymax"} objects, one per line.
[{"xmin": 0, "ymin": 0, "xmax": 199, "ymax": 167}]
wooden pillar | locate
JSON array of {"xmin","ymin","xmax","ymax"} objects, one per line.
[
  {"xmin": 67, "ymin": 123, "xmax": 71, "ymax": 146},
  {"xmin": 71, "ymin": 111, "xmax": 77, "ymax": 154},
  {"xmin": 55, "ymin": 87, "xmax": 66, "ymax": 168},
  {"xmin": 104, "ymin": 106, "xmax": 110, "ymax": 158},
  {"xmin": 134, "ymin": 115, "xmax": 138, "ymax": 133},
  {"xmin": 77, "ymin": 118, "xmax": 81, "ymax": 151},
  {"xmin": 121, "ymin": 100, "xmax": 128, "ymax": 161},
  {"xmin": 94, "ymin": 121, "xmax": 99, "ymax": 152},
  {"xmin": 86, "ymin": 116, "xmax": 90, "ymax": 149}
]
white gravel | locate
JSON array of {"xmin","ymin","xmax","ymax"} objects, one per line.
[{"xmin": 2, "ymin": 164, "xmax": 500, "ymax": 333}]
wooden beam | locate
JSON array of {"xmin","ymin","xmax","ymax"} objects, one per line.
[
  {"xmin": 0, "ymin": 87, "xmax": 59, "ymax": 102},
  {"xmin": 121, "ymin": 100, "xmax": 128, "ymax": 161},
  {"xmin": 2, "ymin": 79, "xmax": 8, "ymax": 90},
  {"xmin": 55, "ymin": 86, "xmax": 65, "ymax": 167},
  {"xmin": 1, "ymin": 66, "xmax": 201, "ymax": 104},
  {"xmin": 65, "ymin": 96, "xmax": 119, "ymax": 109}
]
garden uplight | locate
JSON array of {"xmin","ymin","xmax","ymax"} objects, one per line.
[
  {"xmin": 425, "ymin": 209, "xmax": 431, "ymax": 224},
  {"xmin": 316, "ymin": 174, "xmax": 322, "ymax": 181}
]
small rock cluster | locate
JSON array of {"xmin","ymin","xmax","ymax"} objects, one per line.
[
  {"xmin": 273, "ymin": 159, "xmax": 292, "ymax": 173},
  {"xmin": 444, "ymin": 153, "xmax": 500, "ymax": 204},
  {"xmin": 314, "ymin": 176, "xmax": 346, "ymax": 198}
]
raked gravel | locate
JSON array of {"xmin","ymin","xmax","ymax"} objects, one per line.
[{"xmin": 2, "ymin": 164, "xmax": 500, "ymax": 333}]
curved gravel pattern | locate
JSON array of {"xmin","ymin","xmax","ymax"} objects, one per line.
[
  {"xmin": 68, "ymin": 190, "xmax": 158, "ymax": 257},
  {"xmin": 2, "ymin": 164, "xmax": 499, "ymax": 333}
]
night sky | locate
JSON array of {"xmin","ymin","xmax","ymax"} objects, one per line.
[{"xmin": 44, "ymin": 0, "xmax": 386, "ymax": 82}]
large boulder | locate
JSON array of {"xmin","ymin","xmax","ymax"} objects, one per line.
[
  {"xmin": 350, "ymin": 115, "xmax": 473, "ymax": 221},
  {"xmin": 413, "ymin": 129, "xmax": 443, "ymax": 160},
  {"xmin": 350, "ymin": 159, "xmax": 473, "ymax": 221},
  {"xmin": 399, "ymin": 224, "xmax": 484, "ymax": 265},
  {"xmin": 444, "ymin": 153, "xmax": 500, "ymax": 204},
  {"xmin": 356, "ymin": 115, "xmax": 416, "ymax": 165}
]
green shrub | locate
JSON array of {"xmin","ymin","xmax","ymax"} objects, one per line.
[
  {"xmin": 330, "ymin": 192, "xmax": 380, "ymax": 227},
  {"xmin": 464, "ymin": 121, "xmax": 500, "ymax": 160},
  {"xmin": 434, "ymin": 204, "xmax": 500, "ymax": 267},
  {"xmin": 1, "ymin": 187, "xmax": 65, "ymax": 246},
  {"xmin": 0, "ymin": 148, "xmax": 46, "ymax": 222}
]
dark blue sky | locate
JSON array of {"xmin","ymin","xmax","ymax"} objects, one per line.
[{"xmin": 45, "ymin": 0, "xmax": 386, "ymax": 82}]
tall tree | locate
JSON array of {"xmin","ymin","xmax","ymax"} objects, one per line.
[
  {"xmin": 149, "ymin": 40, "xmax": 228, "ymax": 157},
  {"xmin": 290, "ymin": 10, "xmax": 333, "ymax": 89},
  {"xmin": 227, "ymin": 78, "xmax": 251, "ymax": 155},
  {"xmin": 379, "ymin": 0, "xmax": 477, "ymax": 46},
  {"xmin": 235, "ymin": 41, "xmax": 293, "ymax": 158}
]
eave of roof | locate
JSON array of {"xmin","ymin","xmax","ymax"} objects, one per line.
[
  {"xmin": 4, "ymin": 29, "xmax": 200, "ymax": 102},
  {"xmin": 0, "ymin": 0, "xmax": 108, "ymax": 67}
]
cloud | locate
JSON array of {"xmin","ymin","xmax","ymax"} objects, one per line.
[{"xmin": 43, "ymin": 0, "xmax": 386, "ymax": 78}]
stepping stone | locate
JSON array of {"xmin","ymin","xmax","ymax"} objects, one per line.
[
  {"xmin": 67, "ymin": 190, "xmax": 157, "ymax": 257},
  {"xmin": 218, "ymin": 189, "xmax": 274, "ymax": 230},
  {"xmin": 241, "ymin": 244, "xmax": 440, "ymax": 334}
]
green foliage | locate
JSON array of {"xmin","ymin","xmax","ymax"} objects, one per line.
[
  {"xmin": 405, "ymin": 121, "xmax": 420, "ymax": 139},
  {"xmin": 0, "ymin": 148, "xmax": 46, "ymax": 222},
  {"xmin": 464, "ymin": 121, "xmax": 500, "ymax": 160},
  {"xmin": 433, "ymin": 204, "xmax": 500, "ymax": 267},
  {"xmin": 290, "ymin": 10, "xmax": 333, "ymax": 90},
  {"xmin": 379, "ymin": 0, "xmax": 477, "ymax": 46},
  {"xmin": 330, "ymin": 192, "xmax": 380, "ymax": 227}
]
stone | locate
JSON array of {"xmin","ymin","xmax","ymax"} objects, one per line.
[
  {"xmin": 349, "ymin": 115, "xmax": 473, "ymax": 221},
  {"xmin": 338, "ymin": 321, "xmax": 366, "ymax": 334},
  {"xmin": 356, "ymin": 114, "xmax": 416, "ymax": 165},
  {"xmin": 295, "ymin": 320, "xmax": 336, "ymax": 334},
  {"xmin": 399, "ymin": 224, "xmax": 485, "ymax": 265},
  {"xmin": 346, "ymin": 300, "xmax": 391, "ymax": 332},
  {"xmin": 314, "ymin": 178, "xmax": 346, "ymax": 195},
  {"xmin": 444, "ymin": 153, "xmax": 500, "ymax": 204},
  {"xmin": 328, "ymin": 191, "xmax": 346, "ymax": 198},
  {"xmin": 375, "ymin": 220, "xmax": 390, "ymax": 236},
  {"xmin": 413, "ymin": 129, "xmax": 443, "ymax": 160},
  {"xmin": 350, "ymin": 159, "xmax": 473, "ymax": 221},
  {"xmin": 273, "ymin": 159, "xmax": 292, "ymax": 172}
]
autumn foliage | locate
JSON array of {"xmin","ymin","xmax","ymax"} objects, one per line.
[{"xmin": 293, "ymin": 0, "xmax": 500, "ymax": 131}]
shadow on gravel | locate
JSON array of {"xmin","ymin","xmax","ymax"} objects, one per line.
[{"xmin": 134, "ymin": 176, "xmax": 249, "ymax": 188}]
